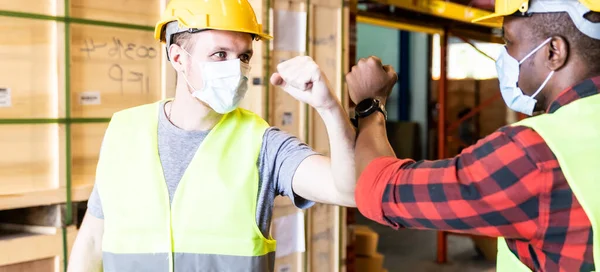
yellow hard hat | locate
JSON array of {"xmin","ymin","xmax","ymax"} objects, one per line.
[
  {"xmin": 472, "ymin": 0, "xmax": 529, "ymax": 24},
  {"xmin": 154, "ymin": 0, "xmax": 273, "ymax": 45},
  {"xmin": 473, "ymin": 0, "xmax": 600, "ymax": 39}
]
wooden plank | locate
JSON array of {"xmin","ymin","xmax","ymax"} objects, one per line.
[
  {"xmin": 0, "ymin": 0, "xmax": 63, "ymax": 15},
  {"xmin": 308, "ymin": 204, "xmax": 341, "ymax": 272},
  {"xmin": 307, "ymin": 3, "xmax": 344, "ymax": 155},
  {"xmin": 0, "ymin": 257, "xmax": 58, "ymax": 272},
  {"xmin": 0, "ymin": 225, "xmax": 75, "ymax": 271},
  {"xmin": 306, "ymin": 0, "xmax": 347, "ymax": 271},
  {"xmin": 0, "ymin": 189, "xmax": 66, "ymax": 212},
  {"xmin": 0, "ymin": 18, "xmax": 63, "ymax": 119},
  {"xmin": 270, "ymin": 0, "xmax": 309, "ymax": 140},
  {"xmin": 0, "ymin": 124, "xmax": 60, "ymax": 196},
  {"xmin": 0, "ymin": 225, "xmax": 62, "ymax": 267},
  {"xmin": 71, "ymin": 122, "xmax": 108, "ymax": 200},
  {"xmin": 70, "ymin": 0, "xmax": 161, "ymax": 26},
  {"xmin": 272, "ymin": 197, "xmax": 305, "ymax": 272},
  {"xmin": 70, "ymin": 24, "xmax": 163, "ymax": 118}
]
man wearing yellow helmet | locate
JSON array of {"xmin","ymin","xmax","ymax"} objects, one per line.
[
  {"xmin": 346, "ymin": 0, "xmax": 600, "ymax": 271},
  {"xmin": 67, "ymin": 0, "xmax": 357, "ymax": 271}
]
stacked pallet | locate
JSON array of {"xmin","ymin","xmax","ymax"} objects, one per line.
[
  {"xmin": 0, "ymin": 0, "xmax": 165, "ymax": 269},
  {"xmin": 349, "ymin": 225, "xmax": 386, "ymax": 272}
]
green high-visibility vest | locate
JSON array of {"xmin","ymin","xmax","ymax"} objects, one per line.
[
  {"xmin": 96, "ymin": 100, "xmax": 276, "ymax": 271},
  {"xmin": 497, "ymin": 94, "xmax": 600, "ymax": 271}
]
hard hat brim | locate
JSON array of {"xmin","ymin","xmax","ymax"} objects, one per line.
[
  {"xmin": 472, "ymin": 10, "xmax": 514, "ymax": 24},
  {"xmin": 155, "ymin": 20, "xmax": 273, "ymax": 44}
]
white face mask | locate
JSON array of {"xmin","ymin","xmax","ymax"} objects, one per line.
[
  {"xmin": 181, "ymin": 51, "xmax": 251, "ymax": 114},
  {"xmin": 495, "ymin": 38, "xmax": 555, "ymax": 116}
]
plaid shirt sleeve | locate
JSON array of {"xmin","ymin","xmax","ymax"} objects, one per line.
[{"xmin": 355, "ymin": 125, "xmax": 552, "ymax": 239}]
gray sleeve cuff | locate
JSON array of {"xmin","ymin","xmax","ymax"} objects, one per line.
[
  {"xmin": 87, "ymin": 183, "xmax": 105, "ymax": 219},
  {"xmin": 262, "ymin": 127, "xmax": 319, "ymax": 210}
]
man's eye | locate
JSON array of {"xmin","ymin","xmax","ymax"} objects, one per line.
[
  {"xmin": 214, "ymin": 52, "xmax": 226, "ymax": 58},
  {"xmin": 240, "ymin": 54, "xmax": 251, "ymax": 63}
]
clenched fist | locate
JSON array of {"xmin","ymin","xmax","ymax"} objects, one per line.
[
  {"xmin": 270, "ymin": 56, "xmax": 338, "ymax": 111},
  {"xmin": 346, "ymin": 56, "xmax": 397, "ymax": 105}
]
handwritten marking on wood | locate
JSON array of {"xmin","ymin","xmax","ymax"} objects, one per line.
[{"xmin": 79, "ymin": 36, "xmax": 157, "ymax": 95}]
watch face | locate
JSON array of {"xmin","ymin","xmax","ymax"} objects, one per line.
[{"xmin": 356, "ymin": 99, "xmax": 375, "ymax": 114}]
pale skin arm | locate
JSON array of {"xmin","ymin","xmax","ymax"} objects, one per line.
[
  {"xmin": 291, "ymin": 104, "xmax": 357, "ymax": 207},
  {"xmin": 67, "ymin": 211, "xmax": 104, "ymax": 272},
  {"xmin": 271, "ymin": 56, "xmax": 357, "ymax": 207}
]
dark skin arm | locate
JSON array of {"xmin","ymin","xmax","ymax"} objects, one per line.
[
  {"xmin": 355, "ymin": 112, "xmax": 396, "ymax": 177},
  {"xmin": 345, "ymin": 56, "xmax": 398, "ymax": 177}
]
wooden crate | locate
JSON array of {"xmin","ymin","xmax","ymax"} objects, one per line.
[
  {"xmin": 0, "ymin": 18, "xmax": 64, "ymax": 119},
  {"xmin": 70, "ymin": 0, "xmax": 161, "ymax": 26},
  {"xmin": 71, "ymin": 123, "xmax": 109, "ymax": 201},
  {"xmin": 306, "ymin": 0, "xmax": 349, "ymax": 271},
  {"xmin": 272, "ymin": 197, "xmax": 305, "ymax": 272},
  {"xmin": 0, "ymin": 257, "xmax": 58, "ymax": 272},
  {"xmin": 0, "ymin": 0, "xmax": 63, "ymax": 16},
  {"xmin": 269, "ymin": 0, "xmax": 309, "ymax": 141},
  {"xmin": 0, "ymin": 124, "xmax": 63, "ymax": 196},
  {"xmin": 0, "ymin": 225, "xmax": 77, "ymax": 271},
  {"xmin": 70, "ymin": 24, "xmax": 163, "ymax": 118}
]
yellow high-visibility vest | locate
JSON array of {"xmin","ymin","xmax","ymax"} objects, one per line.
[
  {"xmin": 96, "ymin": 100, "xmax": 276, "ymax": 271},
  {"xmin": 497, "ymin": 94, "xmax": 600, "ymax": 271}
]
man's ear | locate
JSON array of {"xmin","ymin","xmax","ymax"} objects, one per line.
[
  {"xmin": 168, "ymin": 44, "xmax": 185, "ymax": 73},
  {"xmin": 547, "ymin": 36, "xmax": 569, "ymax": 71}
]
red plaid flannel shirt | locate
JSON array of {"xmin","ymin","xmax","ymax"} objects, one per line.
[{"xmin": 355, "ymin": 76, "xmax": 600, "ymax": 272}]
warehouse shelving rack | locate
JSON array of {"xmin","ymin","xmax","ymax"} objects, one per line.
[{"xmin": 0, "ymin": 1, "xmax": 163, "ymax": 269}]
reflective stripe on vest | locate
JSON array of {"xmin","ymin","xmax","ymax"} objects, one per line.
[
  {"xmin": 96, "ymin": 100, "xmax": 276, "ymax": 271},
  {"xmin": 498, "ymin": 93, "xmax": 600, "ymax": 271},
  {"xmin": 101, "ymin": 252, "xmax": 276, "ymax": 272}
]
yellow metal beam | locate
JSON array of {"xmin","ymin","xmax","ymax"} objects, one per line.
[
  {"xmin": 357, "ymin": 15, "xmax": 444, "ymax": 35},
  {"xmin": 368, "ymin": 0, "xmax": 502, "ymax": 29}
]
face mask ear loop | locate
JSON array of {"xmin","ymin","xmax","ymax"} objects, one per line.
[
  {"xmin": 519, "ymin": 37, "xmax": 553, "ymax": 64},
  {"xmin": 531, "ymin": 70, "xmax": 555, "ymax": 99},
  {"xmin": 179, "ymin": 49, "xmax": 203, "ymax": 94},
  {"xmin": 181, "ymin": 70, "xmax": 200, "ymax": 93}
]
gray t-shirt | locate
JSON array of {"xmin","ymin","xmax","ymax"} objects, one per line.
[{"xmin": 87, "ymin": 101, "xmax": 317, "ymax": 236}]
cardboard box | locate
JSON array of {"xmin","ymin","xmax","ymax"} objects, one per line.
[
  {"xmin": 471, "ymin": 235, "xmax": 497, "ymax": 262},
  {"xmin": 349, "ymin": 225, "xmax": 379, "ymax": 257},
  {"xmin": 355, "ymin": 253, "xmax": 384, "ymax": 272}
]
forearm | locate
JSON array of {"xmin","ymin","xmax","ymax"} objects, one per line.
[
  {"xmin": 355, "ymin": 112, "xmax": 396, "ymax": 177},
  {"xmin": 68, "ymin": 235, "xmax": 103, "ymax": 272},
  {"xmin": 317, "ymin": 102, "xmax": 357, "ymax": 206},
  {"xmin": 67, "ymin": 213, "xmax": 103, "ymax": 272}
]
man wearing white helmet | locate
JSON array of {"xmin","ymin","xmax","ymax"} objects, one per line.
[
  {"xmin": 67, "ymin": 0, "xmax": 357, "ymax": 271},
  {"xmin": 346, "ymin": 0, "xmax": 600, "ymax": 271}
]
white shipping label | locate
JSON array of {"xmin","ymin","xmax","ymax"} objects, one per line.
[
  {"xmin": 273, "ymin": 10, "xmax": 307, "ymax": 52},
  {"xmin": 0, "ymin": 88, "xmax": 11, "ymax": 107},
  {"xmin": 273, "ymin": 211, "xmax": 306, "ymax": 258},
  {"xmin": 79, "ymin": 91, "xmax": 101, "ymax": 105}
]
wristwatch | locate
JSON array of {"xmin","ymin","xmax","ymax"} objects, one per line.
[{"xmin": 351, "ymin": 98, "xmax": 387, "ymax": 127}]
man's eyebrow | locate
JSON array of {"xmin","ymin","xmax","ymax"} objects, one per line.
[{"xmin": 212, "ymin": 47, "xmax": 253, "ymax": 55}]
